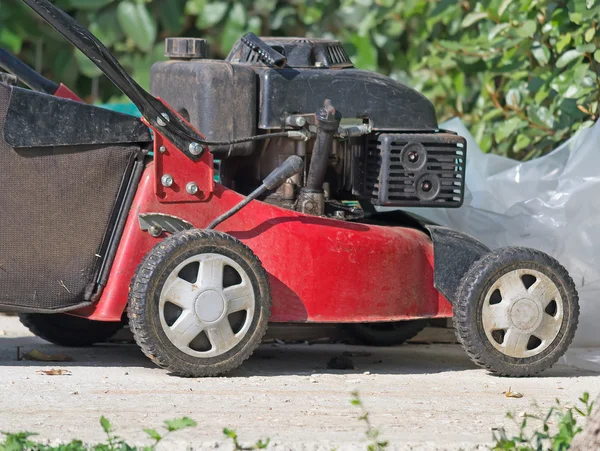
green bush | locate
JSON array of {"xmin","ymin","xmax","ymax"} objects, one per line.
[{"xmin": 1, "ymin": 0, "xmax": 599, "ymax": 159}]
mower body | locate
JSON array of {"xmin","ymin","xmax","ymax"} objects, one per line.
[{"xmin": 0, "ymin": 36, "xmax": 467, "ymax": 322}]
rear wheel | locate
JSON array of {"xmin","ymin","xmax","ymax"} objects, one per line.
[
  {"xmin": 18, "ymin": 313, "xmax": 122, "ymax": 347},
  {"xmin": 128, "ymin": 229, "xmax": 270, "ymax": 377},
  {"xmin": 347, "ymin": 320, "xmax": 428, "ymax": 346},
  {"xmin": 454, "ymin": 247, "xmax": 579, "ymax": 377}
]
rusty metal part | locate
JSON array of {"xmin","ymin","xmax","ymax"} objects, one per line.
[{"xmin": 138, "ymin": 213, "xmax": 193, "ymax": 236}]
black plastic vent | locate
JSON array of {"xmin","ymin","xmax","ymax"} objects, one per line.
[
  {"xmin": 327, "ymin": 44, "xmax": 351, "ymax": 65},
  {"xmin": 227, "ymin": 37, "xmax": 354, "ymax": 68},
  {"xmin": 362, "ymin": 132, "xmax": 466, "ymax": 207}
]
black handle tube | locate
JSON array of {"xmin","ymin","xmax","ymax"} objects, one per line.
[{"xmin": 0, "ymin": 48, "xmax": 59, "ymax": 94}]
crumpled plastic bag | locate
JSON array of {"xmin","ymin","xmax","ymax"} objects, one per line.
[{"xmin": 401, "ymin": 117, "xmax": 600, "ymax": 370}]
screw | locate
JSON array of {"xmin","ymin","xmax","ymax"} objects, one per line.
[
  {"xmin": 186, "ymin": 182, "xmax": 199, "ymax": 195},
  {"xmin": 286, "ymin": 115, "xmax": 307, "ymax": 128},
  {"xmin": 156, "ymin": 113, "xmax": 170, "ymax": 127},
  {"xmin": 161, "ymin": 174, "xmax": 174, "ymax": 187},
  {"xmin": 149, "ymin": 225, "xmax": 163, "ymax": 237},
  {"xmin": 295, "ymin": 116, "xmax": 306, "ymax": 127},
  {"xmin": 189, "ymin": 142, "xmax": 203, "ymax": 156},
  {"xmin": 159, "ymin": 146, "xmax": 166, "ymax": 153}
]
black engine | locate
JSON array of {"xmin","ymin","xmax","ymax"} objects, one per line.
[{"xmin": 150, "ymin": 36, "xmax": 466, "ymax": 218}]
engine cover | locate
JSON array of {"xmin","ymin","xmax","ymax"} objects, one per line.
[{"xmin": 359, "ymin": 132, "xmax": 466, "ymax": 207}]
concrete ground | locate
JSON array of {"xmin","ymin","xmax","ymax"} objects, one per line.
[{"xmin": 0, "ymin": 315, "xmax": 599, "ymax": 450}]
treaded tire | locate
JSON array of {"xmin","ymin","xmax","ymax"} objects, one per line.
[
  {"xmin": 454, "ymin": 247, "xmax": 579, "ymax": 377},
  {"xmin": 128, "ymin": 229, "xmax": 271, "ymax": 377},
  {"xmin": 346, "ymin": 320, "xmax": 428, "ymax": 346},
  {"xmin": 18, "ymin": 313, "xmax": 122, "ymax": 347}
]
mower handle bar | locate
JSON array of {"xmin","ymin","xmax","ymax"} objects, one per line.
[{"xmin": 0, "ymin": 47, "xmax": 59, "ymax": 94}]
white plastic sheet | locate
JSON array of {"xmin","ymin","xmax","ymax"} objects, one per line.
[{"xmin": 403, "ymin": 118, "xmax": 600, "ymax": 370}]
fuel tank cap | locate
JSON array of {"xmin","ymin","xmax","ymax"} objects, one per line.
[{"xmin": 165, "ymin": 38, "xmax": 208, "ymax": 60}]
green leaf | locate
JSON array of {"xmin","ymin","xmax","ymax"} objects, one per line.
[
  {"xmin": 196, "ymin": 2, "xmax": 229, "ymax": 28},
  {"xmin": 516, "ymin": 20, "xmax": 536, "ymax": 38},
  {"xmin": 498, "ymin": 0, "xmax": 512, "ymax": 17},
  {"xmin": 495, "ymin": 117, "xmax": 526, "ymax": 141},
  {"xmin": 100, "ymin": 416, "xmax": 112, "ymax": 434},
  {"xmin": 584, "ymin": 27, "xmax": 596, "ymax": 42},
  {"xmin": 556, "ymin": 34, "xmax": 572, "ymax": 53},
  {"xmin": 570, "ymin": 12, "xmax": 583, "ymax": 24},
  {"xmin": 531, "ymin": 43, "xmax": 550, "ymax": 65},
  {"xmin": 488, "ymin": 23, "xmax": 510, "ymax": 40},
  {"xmin": 116, "ymin": 1, "xmax": 157, "ymax": 52},
  {"xmin": 505, "ymin": 88, "xmax": 521, "ymax": 107},
  {"xmin": 556, "ymin": 49, "xmax": 583, "ymax": 68},
  {"xmin": 164, "ymin": 417, "xmax": 197, "ymax": 432},
  {"xmin": 515, "ymin": 134, "xmax": 531, "ymax": 151},
  {"xmin": 144, "ymin": 429, "xmax": 162, "ymax": 441},
  {"xmin": 461, "ymin": 12, "xmax": 488, "ymax": 28},
  {"xmin": 595, "ymin": 50, "xmax": 600, "ymax": 62},
  {"xmin": 223, "ymin": 428, "xmax": 237, "ymax": 439}
]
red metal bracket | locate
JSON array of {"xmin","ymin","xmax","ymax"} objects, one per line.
[{"xmin": 144, "ymin": 99, "xmax": 214, "ymax": 203}]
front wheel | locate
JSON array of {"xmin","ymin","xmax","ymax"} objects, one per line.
[
  {"xmin": 128, "ymin": 229, "xmax": 271, "ymax": 377},
  {"xmin": 454, "ymin": 247, "xmax": 579, "ymax": 377}
]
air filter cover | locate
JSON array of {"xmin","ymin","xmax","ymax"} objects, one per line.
[{"xmin": 361, "ymin": 132, "xmax": 466, "ymax": 208}]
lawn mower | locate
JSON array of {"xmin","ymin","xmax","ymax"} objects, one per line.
[{"xmin": 0, "ymin": 0, "xmax": 579, "ymax": 377}]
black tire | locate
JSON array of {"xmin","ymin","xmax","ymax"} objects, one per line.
[
  {"xmin": 18, "ymin": 313, "xmax": 122, "ymax": 347},
  {"xmin": 454, "ymin": 247, "xmax": 579, "ymax": 377},
  {"xmin": 346, "ymin": 320, "xmax": 428, "ymax": 346},
  {"xmin": 128, "ymin": 229, "xmax": 271, "ymax": 377}
]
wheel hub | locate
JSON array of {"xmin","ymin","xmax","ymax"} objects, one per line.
[
  {"xmin": 194, "ymin": 290, "xmax": 225, "ymax": 323},
  {"xmin": 481, "ymin": 268, "xmax": 564, "ymax": 359},
  {"xmin": 508, "ymin": 297, "xmax": 542, "ymax": 333},
  {"xmin": 158, "ymin": 253, "xmax": 256, "ymax": 358}
]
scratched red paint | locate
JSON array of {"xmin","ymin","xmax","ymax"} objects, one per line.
[{"xmin": 73, "ymin": 111, "xmax": 452, "ymax": 324}]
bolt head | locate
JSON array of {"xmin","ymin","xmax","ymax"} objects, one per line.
[
  {"xmin": 189, "ymin": 142, "xmax": 203, "ymax": 156},
  {"xmin": 159, "ymin": 146, "xmax": 167, "ymax": 153},
  {"xmin": 156, "ymin": 113, "xmax": 170, "ymax": 127},
  {"xmin": 161, "ymin": 174, "xmax": 174, "ymax": 187},
  {"xmin": 186, "ymin": 182, "xmax": 199, "ymax": 195},
  {"xmin": 149, "ymin": 225, "xmax": 163, "ymax": 237}
]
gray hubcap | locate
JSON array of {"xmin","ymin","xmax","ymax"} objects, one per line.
[
  {"xmin": 481, "ymin": 269, "xmax": 563, "ymax": 358},
  {"xmin": 159, "ymin": 254, "xmax": 255, "ymax": 358}
]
